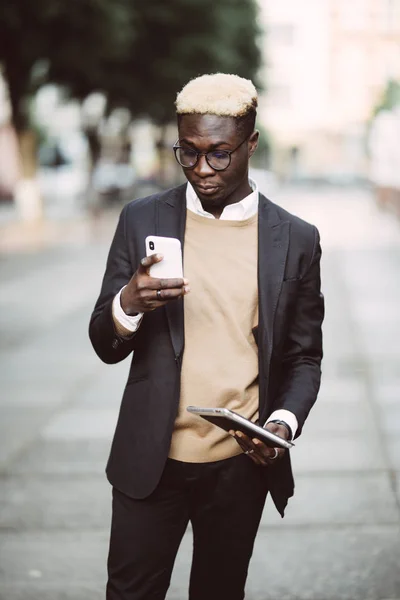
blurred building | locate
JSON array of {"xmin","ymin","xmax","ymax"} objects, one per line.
[{"xmin": 258, "ymin": 0, "xmax": 400, "ymax": 181}]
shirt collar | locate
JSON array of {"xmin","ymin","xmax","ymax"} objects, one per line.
[{"xmin": 186, "ymin": 178, "xmax": 259, "ymax": 221}]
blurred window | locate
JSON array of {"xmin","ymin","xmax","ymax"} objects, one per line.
[{"xmin": 267, "ymin": 24, "xmax": 295, "ymax": 46}]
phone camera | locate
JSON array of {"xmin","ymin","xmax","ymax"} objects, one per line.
[{"xmin": 149, "ymin": 241, "xmax": 155, "ymax": 251}]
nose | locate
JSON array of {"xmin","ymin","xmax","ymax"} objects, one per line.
[{"xmin": 194, "ymin": 154, "xmax": 215, "ymax": 178}]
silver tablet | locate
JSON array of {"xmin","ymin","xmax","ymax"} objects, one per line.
[{"xmin": 187, "ymin": 406, "xmax": 294, "ymax": 450}]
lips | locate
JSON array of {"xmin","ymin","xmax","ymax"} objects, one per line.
[{"xmin": 195, "ymin": 184, "xmax": 219, "ymax": 195}]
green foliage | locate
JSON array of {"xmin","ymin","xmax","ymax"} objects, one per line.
[
  {"xmin": 0, "ymin": 0, "xmax": 263, "ymax": 130},
  {"xmin": 0, "ymin": 0, "xmax": 52, "ymax": 128},
  {"xmin": 46, "ymin": 0, "xmax": 133, "ymax": 101},
  {"xmin": 118, "ymin": 0, "xmax": 262, "ymax": 124},
  {"xmin": 373, "ymin": 79, "xmax": 400, "ymax": 117},
  {"xmin": 0, "ymin": 0, "xmax": 132, "ymax": 129},
  {"xmin": 211, "ymin": 0, "xmax": 263, "ymax": 87},
  {"xmin": 251, "ymin": 123, "xmax": 271, "ymax": 169}
]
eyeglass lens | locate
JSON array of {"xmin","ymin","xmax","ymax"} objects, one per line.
[{"xmin": 176, "ymin": 147, "xmax": 230, "ymax": 170}]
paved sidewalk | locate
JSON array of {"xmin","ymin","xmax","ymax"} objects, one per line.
[
  {"xmin": 0, "ymin": 210, "xmax": 119, "ymax": 254},
  {"xmin": 0, "ymin": 184, "xmax": 399, "ymax": 600}
]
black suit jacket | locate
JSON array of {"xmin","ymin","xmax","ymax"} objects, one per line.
[{"xmin": 89, "ymin": 184, "xmax": 324, "ymax": 516}]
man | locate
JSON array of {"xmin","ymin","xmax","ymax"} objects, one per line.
[{"xmin": 89, "ymin": 73, "xmax": 324, "ymax": 600}]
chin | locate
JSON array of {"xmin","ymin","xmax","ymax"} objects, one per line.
[
  {"xmin": 198, "ymin": 193, "xmax": 225, "ymax": 208},
  {"xmin": 195, "ymin": 187, "xmax": 225, "ymax": 202}
]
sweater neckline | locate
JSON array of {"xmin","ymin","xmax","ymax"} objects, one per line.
[{"xmin": 186, "ymin": 209, "xmax": 258, "ymax": 228}]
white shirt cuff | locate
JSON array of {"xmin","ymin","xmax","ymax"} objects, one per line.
[
  {"xmin": 112, "ymin": 287, "xmax": 144, "ymax": 333},
  {"xmin": 264, "ymin": 409, "xmax": 298, "ymax": 439}
]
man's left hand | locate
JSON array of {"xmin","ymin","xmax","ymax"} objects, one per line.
[{"xmin": 229, "ymin": 422, "xmax": 289, "ymax": 467}]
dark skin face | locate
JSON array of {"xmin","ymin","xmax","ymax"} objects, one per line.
[{"xmin": 177, "ymin": 114, "xmax": 259, "ymax": 218}]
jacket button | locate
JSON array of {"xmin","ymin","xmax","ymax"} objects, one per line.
[{"xmin": 112, "ymin": 339, "xmax": 119, "ymax": 349}]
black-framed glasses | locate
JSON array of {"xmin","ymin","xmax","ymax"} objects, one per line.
[{"xmin": 173, "ymin": 135, "xmax": 250, "ymax": 171}]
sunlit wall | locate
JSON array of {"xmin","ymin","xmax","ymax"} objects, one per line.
[{"xmin": 257, "ymin": 0, "xmax": 400, "ymax": 179}]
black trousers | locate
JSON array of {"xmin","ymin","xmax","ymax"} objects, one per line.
[{"xmin": 106, "ymin": 453, "xmax": 269, "ymax": 600}]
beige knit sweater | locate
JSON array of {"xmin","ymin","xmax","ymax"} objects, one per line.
[{"xmin": 169, "ymin": 209, "xmax": 259, "ymax": 462}]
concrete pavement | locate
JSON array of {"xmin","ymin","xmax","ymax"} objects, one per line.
[{"xmin": 0, "ymin": 184, "xmax": 399, "ymax": 600}]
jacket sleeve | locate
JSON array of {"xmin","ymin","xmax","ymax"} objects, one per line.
[
  {"xmin": 88, "ymin": 205, "xmax": 139, "ymax": 364},
  {"xmin": 273, "ymin": 226, "xmax": 324, "ymax": 437}
]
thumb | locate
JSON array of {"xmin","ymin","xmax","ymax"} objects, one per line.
[{"xmin": 138, "ymin": 253, "xmax": 163, "ymax": 274}]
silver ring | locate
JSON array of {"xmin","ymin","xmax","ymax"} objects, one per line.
[
  {"xmin": 156, "ymin": 289, "xmax": 162, "ymax": 300},
  {"xmin": 269, "ymin": 448, "xmax": 279, "ymax": 460},
  {"xmin": 244, "ymin": 449, "xmax": 255, "ymax": 455}
]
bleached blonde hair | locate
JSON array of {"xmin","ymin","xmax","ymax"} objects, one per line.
[{"xmin": 175, "ymin": 73, "xmax": 258, "ymax": 118}]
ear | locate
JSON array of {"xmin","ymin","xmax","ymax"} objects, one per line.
[{"xmin": 248, "ymin": 130, "xmax": 259, "ymax": 157}]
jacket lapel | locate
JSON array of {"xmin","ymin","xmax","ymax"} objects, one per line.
[
  {"xmin": 258, "ymin": 194, "xmax": 290, "ymax": 383},
  {"xmin": 156, "ymin": 185, "xmax": 187, "ymax": 361}
]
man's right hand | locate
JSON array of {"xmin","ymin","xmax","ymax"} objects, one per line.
[{"xmin": 121, "ymin": 253, "xmax": 190, "ymax": 315}]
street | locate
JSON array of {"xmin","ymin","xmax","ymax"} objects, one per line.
[{"xmin": 0, "ymin": 183, "xmax": 399, "ymax": 600}]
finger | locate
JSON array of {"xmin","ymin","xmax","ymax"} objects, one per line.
[
  {"xmin": 253, "ymin": 439, "xmax": 284, "ymax": 462},
  {"xmin": 160, "ymin": 287, "xmax": 190, "ymax": 299},
  {"xmin": 252, "ymin": 438, "xmax": 270, "ymax": 459},
  {"xmin": 143, "ymin": 288, "xmax": 189, "ymax": 304},
  {"xmin": 229, "ymin": 431, "xmax": 265, "ymax": 465},
  {"xmin": 234, "ymin": 432, "xmax": 264, "ymax": 463},
  {"xmin": 235, "ymin": 431, "xmax": 253, "ymax": 446},
  {"xmin": 231, "ymin": 433, "xmax": 248, "ymax": 452},
  {"xmin": 236, "ymin": 435, "xmax": 271, "ymax": 466},
  {"xmin": 146, "ymin": 277, "xmax": 189, "ymax": 290},
  {"xmin": 236, "ymin": 432, "xmax": 267, "ymax": 459},
  {"xmin": 252, "ymin": 438, "xmax": 276, "ymax": 460},
  {"xmin": 138, "ymin": 254, "xmax": 163, "ymax": 273},
  {"xmin": 234, "ymin": 431, "xmax": 252, "ymax": 450},
  {"xmin": 230, "ymin": 431, "xmax": 251, "ymax": 454},
  {"xmin": 243, "ymin": 446, "xmax": 264, "ymax": 465}
]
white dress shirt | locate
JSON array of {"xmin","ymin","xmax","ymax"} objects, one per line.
[{"xmin": 112, "ymin": 179, "xmax": 298, "ymax": 438}]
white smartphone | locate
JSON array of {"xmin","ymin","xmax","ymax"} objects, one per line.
[{"xmin": 145, "ymin": 236, "xmax": 183, "ymax": 279}]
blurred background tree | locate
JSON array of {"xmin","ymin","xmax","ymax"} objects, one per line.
[
  {"xmin": 373, "ymin": 79, "xmax": 400, "ymax": 116},
  {"xmin": 117, "ymin": 0, "xmax": 262, "ymax": 124},
  {"xmin": 0, "ymin": 0, "xmax": 132, "ymax": 175},
  {"xmin": 0, "ymin": 0, "xmax": 262, "ymax": 198}
]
